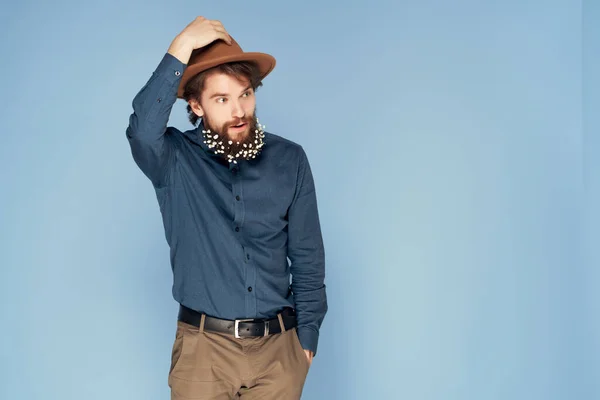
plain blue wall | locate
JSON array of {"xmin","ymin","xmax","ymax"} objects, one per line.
[
  {"xmin": 0, "ymin": 1, "xmax": 593, "ymax": 399},
  {"xmin": 583, "ymin": 0, "xmax": 600, "ymax": 398}
]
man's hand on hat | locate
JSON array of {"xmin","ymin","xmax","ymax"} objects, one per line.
[
  {"xmin": 180, "ymin": 16, "xmax": 233, "ymax": 50},
  {"xmin": 168, "ymin": 16, "xmax": 232, "ymax": 64}
]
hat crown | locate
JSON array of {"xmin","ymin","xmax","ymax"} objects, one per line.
[{"xmin": 188, "ymin": 38, "xmax": 243, "ymax": 67}]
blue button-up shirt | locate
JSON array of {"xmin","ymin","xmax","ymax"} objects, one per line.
[{"xmin": 125, "ymin": 53, "xmax": 328, "ymax": 355}]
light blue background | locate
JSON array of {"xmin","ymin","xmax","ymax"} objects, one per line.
[
  {"xmin": 583, "ymin": 0, "xmax": 600, "ymax": 398},
  {"xmin": 0, "ymin": 1, "xmax": 594, "ymax": 399}
]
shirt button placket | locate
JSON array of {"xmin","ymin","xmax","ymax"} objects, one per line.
[{"xmin": 232, "ymin": 165, "xmax": 241, "ymax": 234}]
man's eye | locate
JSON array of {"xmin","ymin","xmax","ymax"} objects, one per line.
[{"xmin": 217, "ymin": 98, "xmax": 226, "ymax": 103}]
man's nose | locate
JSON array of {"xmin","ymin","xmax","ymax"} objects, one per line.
[{"xmin": 231, "ymin": 102, "xmax": 244, "ymax": 119}]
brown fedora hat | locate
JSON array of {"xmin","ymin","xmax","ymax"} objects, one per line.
[{"xmin": 177, "ymin": 36, "xmax": 276, "ymax": 99}]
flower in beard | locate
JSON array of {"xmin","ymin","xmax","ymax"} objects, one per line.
[{"xmin": 202, "ymin": 116, "xmax": 266, "ymax": 164}]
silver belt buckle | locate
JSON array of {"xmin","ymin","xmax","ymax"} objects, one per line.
[{"xmin": 234, "ymin": 319, "xmax": 254, "ymax": 339}]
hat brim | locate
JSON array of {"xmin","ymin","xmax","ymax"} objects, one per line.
[{"xmin": 177, "ymin": 52, "xmax": 276, "ymax": 99}]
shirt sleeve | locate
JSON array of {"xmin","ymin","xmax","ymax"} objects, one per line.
[
  {"xmin": 287, "ymin": 147, "xmax": 328, "ymax": 356},
  {"xmin": 126, "ymin": 53, "xmax": 186, "ymax": 187}
]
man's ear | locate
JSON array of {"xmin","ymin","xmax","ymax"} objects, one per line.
[{"xmin": 188, "ymin": 98, "xmax": 204, "ymax": 117}]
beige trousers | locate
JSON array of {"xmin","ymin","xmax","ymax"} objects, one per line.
[{"xmin": 168, "ymin": 315, "xmax": 311, "ymax": 399}]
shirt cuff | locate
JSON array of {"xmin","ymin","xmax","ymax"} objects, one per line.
[
  {"xmin": 154, "ymin": 52, "xmax": 186, "ymax": 86},
  {"xmin": 297, "ymin": 326, "xmax": 320, "ymax": 357}
]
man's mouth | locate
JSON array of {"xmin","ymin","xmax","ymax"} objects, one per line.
[{"xmin": 230, "ymin": 122, "xmax": 247, "ymax": 130}]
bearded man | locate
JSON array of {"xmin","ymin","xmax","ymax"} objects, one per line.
[{"xmin": 125, "ymin": 16, "xmax": 328, "ymax": 400}]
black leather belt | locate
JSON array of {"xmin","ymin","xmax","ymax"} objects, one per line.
[{"xmin": 178, "ymin": 304, "xmax": 297, "ymax": 338}]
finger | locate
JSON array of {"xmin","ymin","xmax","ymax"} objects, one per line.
[
  {"xmin": 213, "ymin": 27, "xmax": 232, "ymax": 44},
  {"xmin": 212, "ymin": 24, "xmax": 229, "ymax": 37},
  {"xmin": 218, "ymin": 32, "xmax": 232, "ymax": 45},
  {"xmin": 212, "ymin": 25, "xmax": 227, "ymax": 35},
  {"xmin": 210, "ymin": 19, "xmax": 224, "ymax": 29},
  {"xmin": 211, "ymin": 21, "xmax": 231, "ymax": 43}
]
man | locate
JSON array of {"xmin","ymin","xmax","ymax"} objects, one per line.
[{"xmin": 125, "ymin": 16, "xmax": 328, "ymax": 399}]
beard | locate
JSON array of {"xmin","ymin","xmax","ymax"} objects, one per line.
[{"xmin": 201, "ymin": 113, "xmax": 265, "ymax": 164}]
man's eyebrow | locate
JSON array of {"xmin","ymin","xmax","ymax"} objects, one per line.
[
  {"xmin": 209, "ymin": 87, "xmax": 253, "ymax": 99},
  {"xmin": 209, "ymin": 92, "xmax": 229, "ymax": 99}
]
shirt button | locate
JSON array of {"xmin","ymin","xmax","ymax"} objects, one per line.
[
  {"xmin": 247, "ymin": 286, "xmax": 252, "ymax": 292},
  {"xmin": 246, "ymin": 254, "xmax": 250, "ymax": 260},
  {"xmin": 175, "ymin": 70, "xmax": 181, "ymax": 76},
  {"xmin": 236, "ymin": 195, "xmax": 240, "ymax": 201},
  {"xmin": 235, "ymin": 227, "xmax": 240, "ymax": 232},
  {"xmin": 157, "ymin": 98, "xmax": 162, "ymax": 102}
]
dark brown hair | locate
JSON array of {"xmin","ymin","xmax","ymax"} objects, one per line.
[{"xmin": 183, "ymin": 61, "xmax": 264, "ymax": 126}]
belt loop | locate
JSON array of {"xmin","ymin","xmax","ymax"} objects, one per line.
[
  {"xmin": 199, "ymin": 314, "xmax": 206, "ymax": 333},
  {"xmin": 277, "ymin": 313, "xmax": 286, "ymax": 332}
]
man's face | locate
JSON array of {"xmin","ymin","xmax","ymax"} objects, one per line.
[{"xmin": 195, "ymin": 72, "xmax": 256, "ymax": 142}]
